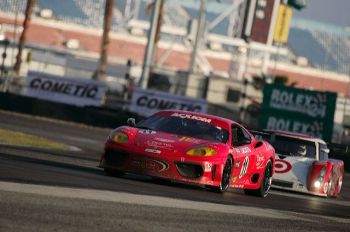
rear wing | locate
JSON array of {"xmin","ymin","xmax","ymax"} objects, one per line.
[
  {"xmin": 327, "ymin": 143, "xmax": 349, "ymax": 156},
  {"xmin": 249, "ymin": 130, "xmax": 273, "ymax": 142},
  {"xmin": 250, "ymin": 130, "xmax": 349, "ymax": 156}
]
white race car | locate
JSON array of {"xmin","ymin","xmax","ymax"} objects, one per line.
[{"xmin": 252, "ymin": 130, "xmax": 344, "ymax": 198}]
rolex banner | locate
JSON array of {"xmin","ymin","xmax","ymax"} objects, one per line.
[{"xmin": 260, "ymin": 84, "xmax": 337, "ymax": 142}]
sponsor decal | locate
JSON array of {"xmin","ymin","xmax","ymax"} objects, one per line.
[
  {"xmin": 181, "ymin": 157, "xmax": 185, "ymax": 162},
  {"xmin": 155, "ymin": 138, "xmax": 175, "ymax": 143},
  {"xmin": 256, "ymin": 155, "xmax": 265, "ymax": 169},
  {"xmin": 146, "ymin": 140, "xmax": 173, "ymax": 148},
  {"xmin": 232, "ymin": 184, "xmax": 244, "ymax": 188},
  {"xmin": 235, "ymin": 148, "xmax": 240, "ymax": 153},
  {"xmin": 274, "ymin": 159, "xmax": 292, "ymax": 174},
  {"xmin": 232, "ymin": 176, "xmax": 237, "ymax": 183},
  {"xmin": 131, "ymin": 158, "xmax": 169, "ymax": 172},
  {"xmin": 171, "ymin": 113, "xmax": 211, "ymax": 123},
  {"xmin": 239, "ymin": 157, "xmax": 249, "ymax": 178},
  {"xmin": 145, "ymin": 148, "xmax": 161, "ymax": 154},
  {"xmin": 240, "ymin": 147, "xmax": 251, "ymax": 154},
  {"xmin": 204, "ymin": 162, "xmax": 212, "ymax": 172},
  {"xmin": 178, "ymin": 136, "xmax": 201, "ymax": 143},
  {"xmin": 139, "ymin": 129, "xmax": 156, "ymax": 135},
  {"xmin": 235, "ymin": 161, "xmax": 241, "ymax": 168}
]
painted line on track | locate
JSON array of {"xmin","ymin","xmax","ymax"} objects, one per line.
[{"xmin": 1, "ymin": 181, "xmax": 349, "ymax": 223}]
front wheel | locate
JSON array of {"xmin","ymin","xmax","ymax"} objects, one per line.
[
  {"xmin": 207, "ymin": 156, "xmax": 232, "ymax": 193},
  {"xmin": 244, "ymin": 160, "xmax": 272, "ymax": 197}
]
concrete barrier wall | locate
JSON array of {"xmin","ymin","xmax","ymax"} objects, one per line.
[{"xmin": 0, "ymin": 92, "xmax": 141, "ymax": 129}]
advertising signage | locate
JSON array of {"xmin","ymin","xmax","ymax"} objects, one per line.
[
  {"xmin": 129, "ymin": 88, "xmax": 207, "ymax": 117},
  {"xmin": 260, "ymin": 84, "xmax": 337, "ymax": 141},
  {"xmin": 24, "ymin": 71, "xmax": 107, "ymax": 107}
]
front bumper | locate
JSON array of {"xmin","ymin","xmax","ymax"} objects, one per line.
[{"xmin": 99, "ymin": 146, "xmax": 225, "ymax": 187}]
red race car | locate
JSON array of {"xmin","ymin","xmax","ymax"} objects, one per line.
[
  {"xmin": 99, "ymin": 110, "xmax": 275, "ymax": 197},
  {"xmin": 252, "ymin": 130, "xmax": 344, "ymax": 198}
]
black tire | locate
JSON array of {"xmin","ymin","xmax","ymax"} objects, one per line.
[
  {"xmin": 244, "ymin": 160, "xmax": 272, "ymax": 197},
  {"xmin": 207, "ymin": 156, "xmax": 232, "ymax": 193},
  {"xmin": 104, "ymin": 168, "xmax": 125, "ymax": 177}
]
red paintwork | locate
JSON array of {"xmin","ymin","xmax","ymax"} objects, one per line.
[
  {"xmin": 99, "ymin": 110, "xmax": 275, "ymax": 191},
  {"xmin": 308, "ymin": 160, "xmax": 344, "ymax": 198}
]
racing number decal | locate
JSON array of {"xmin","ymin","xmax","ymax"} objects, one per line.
[
  {"xmin": 239, "ymin": 157, "xmax": 249, "ymax": 178},
  {"xmin": 275, "ymin": 159, "xmax": 292, "ymax": 174}
]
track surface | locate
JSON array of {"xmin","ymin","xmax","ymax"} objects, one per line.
[{"xmin": 0, "ymin": 110, "xmax": 349, "ymax": 231}]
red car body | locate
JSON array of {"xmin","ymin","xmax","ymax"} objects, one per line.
[{"xmin": 99, "ymin": 110, "xmax": 275, "ymax": 197}]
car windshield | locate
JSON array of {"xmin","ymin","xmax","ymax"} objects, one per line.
[
  {"xmin": 137, "ymin": 115, "xmax": 229, "ymax": 144},
  {"xmin": 263, "ymin": 135, "xmax": 316, "ymax": 159}
]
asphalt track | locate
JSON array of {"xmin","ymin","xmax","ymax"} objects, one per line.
[{"xmin": 0, "ymin": 110, "xmax": 349, "ymax": 231}]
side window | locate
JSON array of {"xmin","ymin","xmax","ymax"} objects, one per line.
[
  {"xmin": 319, "ymin": 143, "xmax": 329, "ymax": 160},
  {"xmin": 231, "ymin": 125, "xmax": 251, "ymax": 146}
]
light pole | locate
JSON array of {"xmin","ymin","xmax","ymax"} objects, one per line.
[
  {"xmin": 140, "ymin": 0, "xmax": 163, "ymax": 89},
  {"xmin": 190, "ymin": 0, "xmax": 207, "ymax": 74}
]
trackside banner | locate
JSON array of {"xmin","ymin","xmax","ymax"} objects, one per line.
[
  {"xmin": 24, "ymin": 72, "xmax": 107, "ymax": 107},
  {"xmin": 260, "ymin": 84, "xmax": 337, "ymax": 142},
  {"xmin": 129, "ymin": 88, "xmax": 208, "ymax": 117}
]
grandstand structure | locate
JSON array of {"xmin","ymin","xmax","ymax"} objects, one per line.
[{"xmin": 1, "ymin": 0, "xmax": 349, "ymax": 75}]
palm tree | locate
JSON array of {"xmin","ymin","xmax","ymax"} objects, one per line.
[
  {"xmin": 94, "ymin": 0, "xmax": 114, "ymax": 81},
  {"xmin": 14, "ymin": 0, "xmax": 36, "ymax": 75}
]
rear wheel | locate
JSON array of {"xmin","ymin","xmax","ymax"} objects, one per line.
[
  {"xmin": 326, "ymin": 169, "xmax": 334, "ymax": 197},
  {"xmin": 336, "ymin": 176, "xmax": 343, "ymax": 196},
  {"xmin": 104, "ymin": 168, "xmax": 125, "ymax": 177},
  {"xmin": 207, "ymin": 156, "xmax": 232, "ymax": 193},
  {"xmin": 244, "ymin": 160, "xmax": 272, "ymax": 197}
]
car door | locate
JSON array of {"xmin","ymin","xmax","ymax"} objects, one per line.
[{"xmin": 230, "ymin": 124, "xmax": 255, "ymax": 186}]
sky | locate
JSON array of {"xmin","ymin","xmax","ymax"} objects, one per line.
[{"xmin": 293, "ymin": 0, "xmax": 350, "ymax": 27}]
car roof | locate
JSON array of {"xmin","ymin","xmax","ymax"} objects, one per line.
[{"xmin": 264, "ymin": 130, "xmax": 326, "ymax": 144}]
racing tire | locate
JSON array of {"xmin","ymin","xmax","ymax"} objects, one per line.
[
  {"xmin": 244, "ymin": 160, "xmax": 272, "ymax": 198},
  {"xmin": 207, "ymin": 156, "xmax": 232, "ymax": 193},
  {"xmin": 104, "ymin": 168, "xmax": 125, "ymax": 177}
]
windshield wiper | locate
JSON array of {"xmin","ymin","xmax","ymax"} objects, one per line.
[{"xmin": 136, "ymin": 126, "xmax": 154, "ymax": 130}]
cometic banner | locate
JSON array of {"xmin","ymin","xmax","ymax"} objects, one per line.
[
  {"xmin": 24, "ymin": 72, "xmax": 107, "ymax": 107},
  {"xmin": 129, "ymin": 88, "xmax": 208, "ymax": 117},
  {"xmin": 260, "ymin": 84, "xmax": 337, "ymax": 141}
]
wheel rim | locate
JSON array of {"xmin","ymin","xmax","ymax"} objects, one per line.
[
  {"xmin": 221, "ymin": 158, "xmax": 232, "ymax": 191},
  {"xmin": 263, "ymin": 163, "xmax": 272, "ymax": 195},
  {"xmin": 337, "ymin": 176, "xmax": 343, "ymax": 194}
]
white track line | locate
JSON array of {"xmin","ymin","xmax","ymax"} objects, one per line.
[{"xmin": 0, "ymin": 181, "xmax": 349, "ymax": 223}]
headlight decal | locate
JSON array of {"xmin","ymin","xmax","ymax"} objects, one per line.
[
  {"xmin": 186, "ymin": 147, "xmax": 217, "ymax": 157},
  {"xmin": 110, "ymin": 131, "xmax": 129, "ymax": 144}
]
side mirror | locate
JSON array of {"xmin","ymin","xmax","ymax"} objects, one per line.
[{"xmin": 127, "ymin": 118, "xmax": 136, "ymax": 127}]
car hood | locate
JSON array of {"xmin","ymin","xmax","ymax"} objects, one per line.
[{"xmin": 134, "ymin": 129, "xmax": 216, "ymax": 153}]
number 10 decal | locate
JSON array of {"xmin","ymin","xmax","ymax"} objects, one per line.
[{"xmin": 239, "ymin": 156, "xmax": 249, "ymax": 178}]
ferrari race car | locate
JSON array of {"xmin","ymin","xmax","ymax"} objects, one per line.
[
  {"xmin": 253, "ymin": 130, "xmax": 344, "ymax": 198},
  {"xmin": 99, "ymin": 110, "xmax": 275, "ymax": 197}
]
